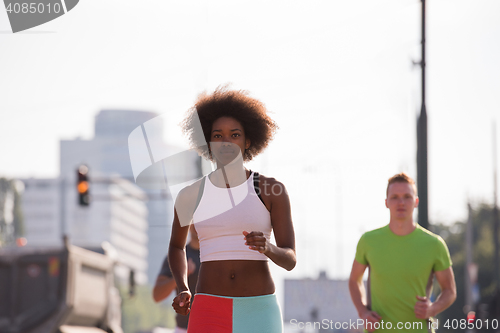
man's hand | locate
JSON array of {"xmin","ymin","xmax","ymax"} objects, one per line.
[
  {"xmin": 361, "ymin": 308, "xmax": 382, "ymax": 333},
  {"xmin": 415, "ymin": 296, "xmax": 434, "ymax": 319},
  {"xmin": 172, "ymin": 291, "xmax": 191, "ymax": 316}
]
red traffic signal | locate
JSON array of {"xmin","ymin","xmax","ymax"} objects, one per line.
[
  {"xmin": 16, "ymin": 237, "xmax": 27, "ymax": 247},
  {"xmin": 77, "ymin": 165, "xmax": 90, "ymax": 206},
  {"xmin": 466, "ymin": 311, "xmax": 475, "ymax": 324}
]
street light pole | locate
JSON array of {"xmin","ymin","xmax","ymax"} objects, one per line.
[
  {"xmin": 417, "ymin": 0, "xmax": 429, "ymax": 229},
  {"xmin": 493, "ymin": 122, "xmax": 500, "ymax": 290}
]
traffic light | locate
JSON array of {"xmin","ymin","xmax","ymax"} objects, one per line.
[
  {"xmin": 129, "ymin": 270, "xmax": 136, "ymax": 297},
  {"xmin": 77, "ymin": 165, "xmax": 90, "ymax": 206}
]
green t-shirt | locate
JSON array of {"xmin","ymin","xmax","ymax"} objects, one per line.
[{"xmin": 355, "ymin": 224, "xmax": 452, "ymax": 332}]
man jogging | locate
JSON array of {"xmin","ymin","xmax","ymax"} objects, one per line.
[
  {"xmin": 153, "ymin": 225, "xmax": 200, "ymax": 333},
  {"xmin": 349, "ymin": 173, "xmax": 456, "ymax": 332}
]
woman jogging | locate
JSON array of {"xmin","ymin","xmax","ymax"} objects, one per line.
[{"xmin": 168, "ymin": 87, "xmax": 296, "ymax": 333}]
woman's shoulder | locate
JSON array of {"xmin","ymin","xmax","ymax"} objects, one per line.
[
  {"xmin": 176, "ymin": 176, "xmax": 206, "ymax": 204},
  {"xmin": 254, "ymin": 172, "xmax": 288, "ymax": 199}
]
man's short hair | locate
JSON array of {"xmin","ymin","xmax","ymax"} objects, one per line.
[{"xmin": 386, "ymin": 172, "xmax": 417, "ymax": 197}]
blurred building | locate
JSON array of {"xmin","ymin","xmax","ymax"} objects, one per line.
[
  {"xmin": 60, "ymin": 110, "xmax": 201, "ymax": 284},
  {"xmin": 21, "ymin": 176, "xmax": 149, "ymax": 284},
  {"xmin": 20, "ymin": 178, "xmax": 60, "ymax": 247},
  {"xmin": 284, "ymin": 272, "xmax": 361, "ymax": 333}
]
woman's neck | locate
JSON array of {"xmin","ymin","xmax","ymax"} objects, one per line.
[{"xmin": 211, "ymin": 158, "xmax": 248, "ymax": 188}]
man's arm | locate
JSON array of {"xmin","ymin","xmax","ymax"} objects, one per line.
[
  {"xmin": 415, "ymin": 267, "xmax": 457, "ymax": 319},
  {"xmin": 152, "ymin": 275, "xmax": 177, "ymax": 303},
  {"xmin": 349, "ymin": 260, "xmax": 381, "ymax": 333},
  {"xmin": 153, "ymin": 256, "xmax": 197, "ymax": 303}
]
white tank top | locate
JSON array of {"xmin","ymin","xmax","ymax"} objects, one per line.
[{"xmin": 193, "ymin": 171, "xmax": 272, "ymax": 262}]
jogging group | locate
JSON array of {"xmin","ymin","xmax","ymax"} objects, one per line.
[{"xmin": 151, "ymin": 87, "xmax": 456, "ymax": 333}]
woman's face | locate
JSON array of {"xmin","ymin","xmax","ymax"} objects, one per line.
[{"xmin": 210, "ymin": 116, "xmax": 250, "ymax": 165}]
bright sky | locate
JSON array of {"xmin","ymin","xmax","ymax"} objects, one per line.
[{"xmin": 1, "ymin": 0, "xmax": 500, "ymax": 283}]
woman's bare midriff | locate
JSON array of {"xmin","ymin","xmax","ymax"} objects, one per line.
[{"xmin": 196, "ymin": 260, "xmax": 275, "ymax": 297}]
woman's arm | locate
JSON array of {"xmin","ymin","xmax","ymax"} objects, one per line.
[
  {"xmin": 244, "ymin": 177, "xmax": 296, "ymax": 271},
  {"xmin": 168, "ymin": 210, "xmax": 191, "ymax": 315},
  {"xmin": 168, "ymin": 183, "xmax": 199, "ymax": 315},
  {"xmin": 168, "ymin": 211, "xmax": 190, "ymax": 293}
]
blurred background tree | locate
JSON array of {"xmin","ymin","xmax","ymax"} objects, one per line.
[
  {"xmin": 432, "ymin": 202, "xmax": 500, "ymax": 332},
  {"xmin": 119, "ymin": 284, "xmax": 176, "ymax": 333},
  {"xmin": 0, "ymin": 178, "xmax": 24, "ymax": 246}
]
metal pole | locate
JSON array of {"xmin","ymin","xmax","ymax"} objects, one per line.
[
  {"xmin": 493, "ymin": 122, "xmax": 500, "ymax": 290},
  {"xmin": 465, "ymin": 203, "xmax": 474, "ymax": 326},
  {"xmin": 417, "ymin": 0, "xmax": 429, "ymax": 229},
  {"xmin": 60, "ymin": 177, "xmax": 67, "ymax": 245}
]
